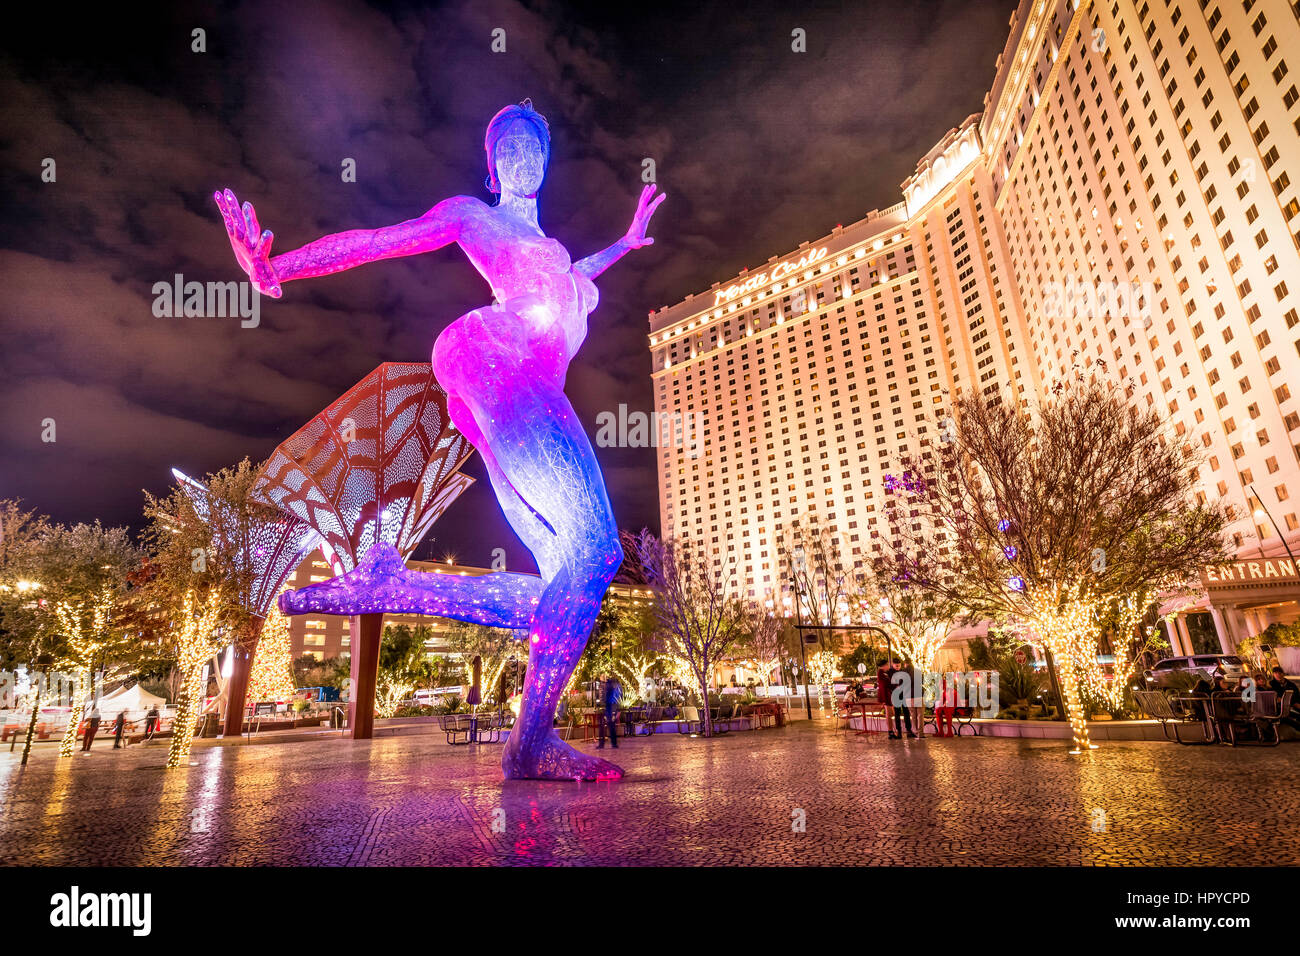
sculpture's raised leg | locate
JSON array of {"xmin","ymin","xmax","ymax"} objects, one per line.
[{"xmin": 277, "ymin": 541, "xmax": 544, "ymax": 628}]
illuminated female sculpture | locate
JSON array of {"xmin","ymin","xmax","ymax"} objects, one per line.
[{"xmin": 215, "ymin": 100, "xmax": 664, "ymax": 780}]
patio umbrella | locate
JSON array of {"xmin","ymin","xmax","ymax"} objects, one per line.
[{"xmin": 466, "ymin": 656, "xmax": 482, "ymax": 707}]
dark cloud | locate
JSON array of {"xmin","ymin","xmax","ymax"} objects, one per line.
[{"xmin": 0, "ymin": 0, "xmax": 1010, "ymax": 571}]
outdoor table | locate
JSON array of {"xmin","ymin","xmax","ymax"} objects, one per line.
[
  {"xmin": 621, "ymin": 707, "xmax": 647, "ymax": 736},
  {"xmin": 1198, "ymin": 692, "xmax": 1277, "ymax": 745},
  {"xmin": 582, "ymin": 711, "xmax": 604, "ymax": 742},
  {"xmin": 751, "ymin": 702, "xmax": 779, "ymax": 729},
  {"xmin": 846, "ymin": 701, "xmax": 882, "ymax": 736}
]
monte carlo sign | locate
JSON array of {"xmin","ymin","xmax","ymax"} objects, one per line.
[{"xmin": 713, "ymin": 246, "xmax": 829, "ymax": 306}]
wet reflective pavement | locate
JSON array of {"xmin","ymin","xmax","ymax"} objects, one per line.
[{"xmin": 2, "ymin": 722, "xmax": 1297, "ymax": 865}]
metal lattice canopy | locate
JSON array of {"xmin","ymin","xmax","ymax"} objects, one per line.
[
  {"xmin": 252, "ymin": 362, "xmax": 475, "ymax": 574},
  {"xmin": 173, "ymin": 468, "xmax": 320, "ymax": 619}
]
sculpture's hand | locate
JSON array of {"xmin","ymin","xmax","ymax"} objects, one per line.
[
  {"xmin": 623, "ymin": 183, "xmax": 666, "ymax": 249},
  {"xmin": 213, "ymin": 188, "xmax": 282, "ymax": 298}
]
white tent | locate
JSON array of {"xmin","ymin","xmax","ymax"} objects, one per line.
[{"xmin": 95, "ymin": 684, "xmax": 168, "ymax": 719}]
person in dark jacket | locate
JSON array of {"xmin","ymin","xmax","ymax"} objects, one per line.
[
  {"xmin": 876, "ymin": 661, "xmax": 896, "ymax": 738},
  {"xmin": 144, "ymin": 705, "xmax": 160, "ymax": 739},
  {"xmin": 112, "ymin": 710, "xmax": 127, "ymax": 749},
  {"xmin": 1268, "ymin": 666, "xmax": 1300, "ymax": 731},
  {"xmin": 889, "ymin": 659, "xmax": 915, "ymax": 738},
  {"xmin": 597, "ymin": 674, "xmax": 621, "ymax": 749}
]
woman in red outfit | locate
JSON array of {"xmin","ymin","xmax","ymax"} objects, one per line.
[{"xmin": 934, "ymin": 671, "xmax": 957, "ymax": 737}]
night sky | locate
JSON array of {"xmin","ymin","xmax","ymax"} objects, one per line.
[{"xmin": 0, "ymin": 0, "xmax": 1010, "ymax": 573}]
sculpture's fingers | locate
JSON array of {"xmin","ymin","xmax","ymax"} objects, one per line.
[
  {"xmin": 258, "ymin": 229, "xmax": 274, "ymax": 258},
  {"xmin": 214, "ymin": 192, "xmax": 237, "ymax": 236},
  {"xmin": 243, "ymin": 202, "xmax": 261, "ymax": 246},
  {"xmin": 222, "ymin": 188, "xmax": 241, "ymax": 226},
  {"xmin": 227, "ymin": 193, "xmax": 245, "ymax": 241}
]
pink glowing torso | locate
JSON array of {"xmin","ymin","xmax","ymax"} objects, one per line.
[{"xmin": 454, "ymin": 198, "xmax": 599, "ymax": 365}]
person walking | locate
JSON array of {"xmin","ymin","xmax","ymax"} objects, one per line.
[
  {"xmin": 112, "ymin": 710, "xmax": 127, "ymax": 749},
  {"xmin": 909, "ymin": 660, "xmax": 927, "ymax": 738},
  {"xmin": 144, "ymin": 705, "xmax": 160, "ymax": 739},
  {"xmin": 889, "ymin": 659, "xmax": 915, "ymax": 738},
  {"xmin": 81, "ymin": 702, "xmax": 102, "ymax": 752},
  {"xmin": 597, "ymin": 673, "xmax": 622, "ymax": 750}
]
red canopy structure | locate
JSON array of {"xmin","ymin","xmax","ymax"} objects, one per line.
[{"xmin": 253, "ymin": 362, "xmax": 474, "ymax": 737}]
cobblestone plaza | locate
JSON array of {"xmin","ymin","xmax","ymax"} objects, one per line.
[{"xmin": 4, "ymin": 723, "xmax": 1296, "ymax": 867}]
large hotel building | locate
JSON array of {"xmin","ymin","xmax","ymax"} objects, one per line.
[{"xmin": 648, "ymin": 0, "xmax": 1300, "ymax": 655}]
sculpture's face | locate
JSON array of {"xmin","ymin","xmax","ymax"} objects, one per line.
[{"xmin": 494, "ymin": 124, "xmax": 547, "ymax": 197}]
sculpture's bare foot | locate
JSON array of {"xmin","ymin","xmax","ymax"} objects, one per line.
[
  {"xmin": 278, "ymin": 542, "xmax": 410, "ymax": 616},
  {"xmin": 502, "ymin": 730, "xmax": 623, "ymax": 781}
]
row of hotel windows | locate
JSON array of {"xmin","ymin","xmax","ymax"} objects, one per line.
[
  {"xmin": 660, "ymin": 0, "xmax": 1300, "ymax": 574},
  {"xmin": 993, "ymin": 0, "xmax": 1289, "ymax": 515},
  {"xmin": 659, "ymin": 260, "xmax": 920, "ymax": 366}
]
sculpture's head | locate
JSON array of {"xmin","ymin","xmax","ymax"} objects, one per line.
[{"xmin": 485, "ymin": 99, "xmax": 550, "ymax": 200}]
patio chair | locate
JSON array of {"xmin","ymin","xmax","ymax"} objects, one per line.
[
  {"xmin": 556, "ymin": 708, "xmax": 579, "ymax": 740},
  {"xmin": 732, "ymin": 705, "xmax": 760, "ymax": 731},
  {"xmin": 676, "ymin": 705, "xmax": 702, "ymax": 735},
  {"xmin": 629, "ymin": 706, "xmax": 659, "ymax": 736},
  {"xmin": 708, "ymin": 703, "xmax": 734, "ymax": 735},
  {"xmin": 476, "ymin": 712, "xmax": 505, "ymax": 744},
  {"xmin": 1246, "ymin": 690, "xmax": 1289, "ymax": 746},
  {"xmin": 834, "ymin": 703, "xmax": 856, "ymax": 735},
  {"xmin": 438, "ymin": 713, "xmax": 473, "ymax": 745},
  {"xmin": 1134, "ymin": 689, "xmax": 1213, "ymax": 744},
  {"xmin": 1208, "ymin": 691, "xmax": 1278, "ymax": 746}
]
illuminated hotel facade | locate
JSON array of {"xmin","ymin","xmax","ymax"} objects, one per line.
[{"xmin": 648, "ymin": 0, "xmax": 1300, "ymax": 654}]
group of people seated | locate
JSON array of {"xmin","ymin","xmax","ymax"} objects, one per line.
[{"xmin": 1184, "ymin": 664, "xmax": 1299, "ymax": 739}]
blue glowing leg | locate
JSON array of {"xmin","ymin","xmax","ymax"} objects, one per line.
[{"xmin": 453, "ymin": 381, "xmax": 623, "ymax": 780}]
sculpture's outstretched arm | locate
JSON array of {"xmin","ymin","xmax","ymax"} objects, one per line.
[
  {"xmin": 271, "ymin": 196, "xmax": 471, "ymax": 282},
  {"xmin": 573, "ymin": 184, "xmax": 665, "ymax": 281},
  {"xmin": 573, "ymin": 237, "xmax": 632, "ymax": 281},
  {"xmin": 214, "ymin": 190, "xmax": 473, "ymax": 296}
]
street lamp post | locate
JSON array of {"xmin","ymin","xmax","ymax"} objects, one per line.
[
  {"xmin": 1249, "ymin": 483, "xmax": 1299, "ymax": 567},
  {"xmin": 789, "ymin": 548, "xmax": 815, "ymax": 720}
]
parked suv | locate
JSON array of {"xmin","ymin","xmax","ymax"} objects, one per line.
[{"xmin": 1142, "ymin": 654, "xmax": 1246, "ymax": 688}]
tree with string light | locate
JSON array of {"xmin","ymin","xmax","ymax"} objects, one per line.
[
  {"xmin": 621, "ymin": 529, "xmax": 747, "ymax": 737},
  {"xmin": 165, "ymin": 589, "xmax": 226, "ymax": 768},
  {"xmin": 246, "ymin": 603, "xmax": 296, "ymax": 706},
  {"xmin": 0, "ymin": 500, "xmax": 56, "ymax": 765},
  {"xmin": 777, "ymin": 512, "xmax": 870, "ymax": 713},
  {"xmin": 885, "ymin": 379, "xmax": 1229, "ymax": 752},
  {"xmin": 26, "ymin": 522, "xmax": 139, "ymax": 759}
]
